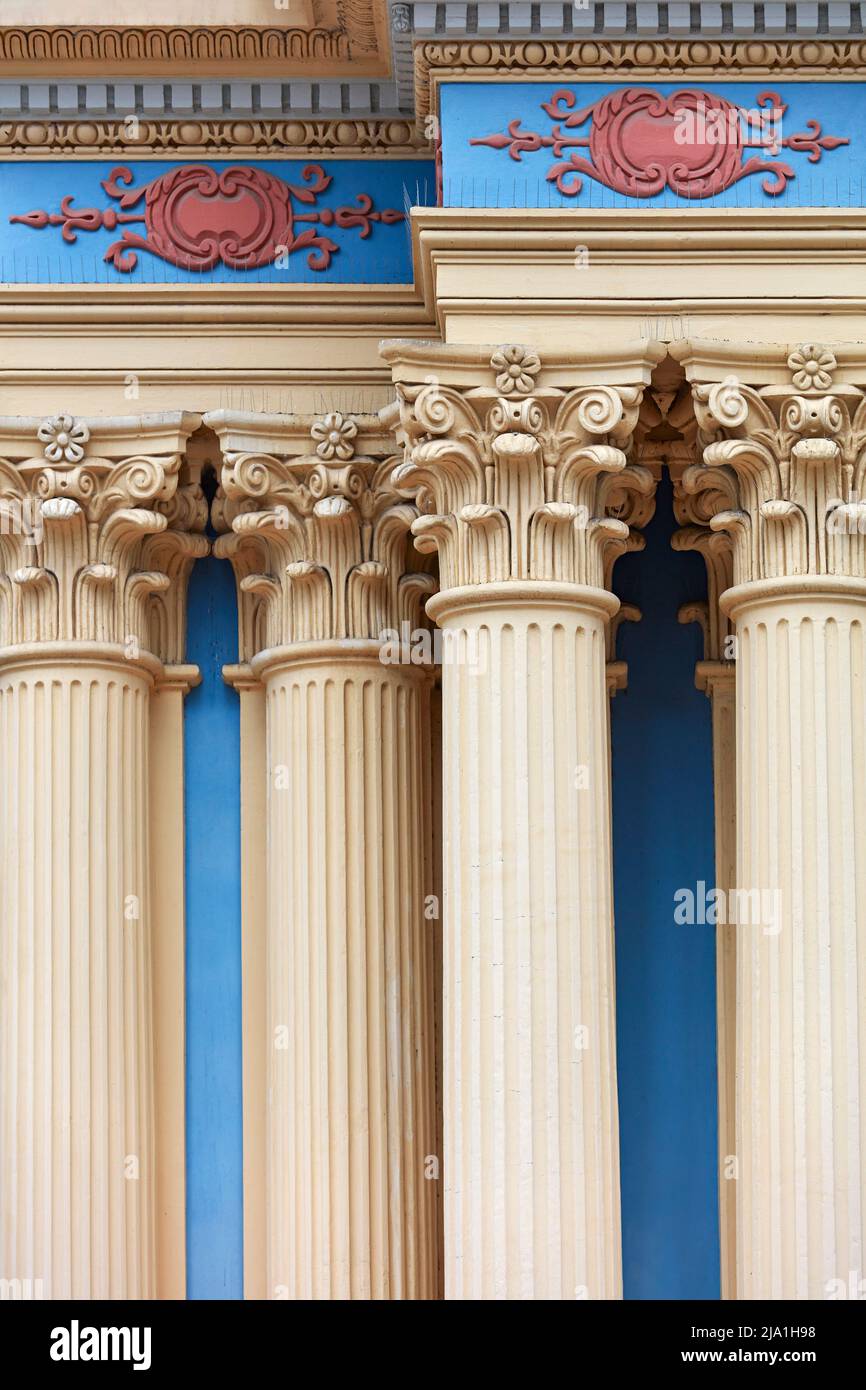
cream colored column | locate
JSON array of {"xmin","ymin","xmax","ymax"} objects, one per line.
[
  {"xmin": 681, "ymin": 343, "xmax": 866, "ymax": 1299},
  {"xmin": 150, "ymin": 662, "xmax": 201, "ymax": 1300},
  {"xmin": 210, "ymin": 409, "xmax": 439, "ymax": 1300},
  {"xmin": 672, "ymin": 501, "xmax": 737, "ymax": 1301},
  {"xmin": 0, "ymin": 411, "xmax": 205, "ymax": 1299},
  {"xmin": 221, "ymin": 664, "xmax": 268, "ymax": 1300},
  {"xmin": 384, "ymin": 341, "xmax": 663, "ymax": 1300}
]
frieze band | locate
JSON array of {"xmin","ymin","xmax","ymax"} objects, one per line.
[
  {"xmin": 471, "ymin": 88, "xmax": 849, "ymax": 200},
  {"xmin": 415, "ymin": 39, "xmax": 866, "ymax": 122},
  {"xmin": 9, "ymin": 165, "xmax": 405, "ymax": 274},
  {"xmin": 0, "ymin": 119, "xmax": 430, "ymax": 161}
]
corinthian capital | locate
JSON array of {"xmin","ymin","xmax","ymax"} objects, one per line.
[
  {"xmin": 379, "ymin": 341, "xmax": 663, "ymax": 596},
  {"xmin": 671, "ymin": 475, "xmax": 735, "ymax": 665},
  {"xmin": 207, "ymin": 410, "xmax": 436, "ymax": 661},
  {"xmin": 0, "ymin": 412, "xmax": 207, "ymax": 658},
  {"xmin": 673, "ymin": 340, "xmax": 866, "ymax": 587}
]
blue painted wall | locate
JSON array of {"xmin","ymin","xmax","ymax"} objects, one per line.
[
  {"xmin": 180, "ymin": 483, "xmax": 721, "ymax": 1300},
  {"xmin": 184, "ymin": 556, "xmax": 244, "ymax": 1299},
  {"xmin": 440, "ymin": 81, "xmax": 863, "ymax": 208},
  {"xmin": 180, "ymin": 482, "xmax": 721, "ymax": 1299},
  {"xmin": 611, "ymin": 473, "xmax": 720, "ymax": 1299},
  {"xmin": 0, "ymin": 160, "xmax": 433, "ymax": 282}
]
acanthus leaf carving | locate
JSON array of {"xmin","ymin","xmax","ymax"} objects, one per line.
[
  {"xmin": 684, "ymin": 348, "xmax": 866, "ymax": 586},
  {"xmin": 384, "ymin": 346, "xmax": 654, "ymax": 595},
  {"xmin": 0, "ymin": 413, "xmax": 206, "ymax": 658},
  {"xmin": 209, "ymin": 412, "xmax": 437, "ymax": 658}
]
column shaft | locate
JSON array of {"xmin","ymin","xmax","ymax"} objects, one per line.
[
  {"xmin": 438, "ymin": 591, "xmax": 621, "ymax": 1300},
  {"xmin": 262, "ymin": 648, "xmax": 438, "ymax": 1300},
  {"xmin": 709, "ymin": 672, "xmax": 737, "ymax": 1302},
  {"xmin": 732, "ymin": 587, "xmax": 866, "ymax": 1299},
  {"xmin": 685, "ymin": 349, "xmax": 866, "ymax": 1299},
  {"xmin": 0, "ymin": 650, "xmax": 156, "ymax": 1299},
  {"xmin": 381, "ymin": 340, "xmax": 662, "ymax": 1300}
]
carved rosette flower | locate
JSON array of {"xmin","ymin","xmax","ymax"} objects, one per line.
[
  {"xmin": 490, "ymin": 345, "xmax": 541, "ymax": 396},
  {"xmin": 787, "ymin": 344, "xmax": 837, "ymax": 394},
  {"xmin": 686, "ymin": 356, "xmax": 866, "ymax": 586},
  {"xmin": 211, "ymin": 414, "xmax": 437, "ymax": 658},
  {"xmin": 386, "ymin": 350, "xmax": 651, "ymax": 597},
  {"xmin": 310, "ymin": 411, "xmax": 358, "ymax": 461},
  {"xmin": 0, "ymin": 413, "xmax": 206, "ymax": 657},
  {"xmin": 36, "ymin": 413, "xmax": 90, "ymax": 464}
]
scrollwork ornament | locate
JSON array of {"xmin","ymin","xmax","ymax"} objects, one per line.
[
  {"xmin": 212, "ymin": 415, "xmax": 435, "ymax": 653},
  {"xmin": 223, "ymin": 452, "xmax": 275, "ymax": 499},
  {"xmin": 704, "ymin": 377, "xmax": 751, "ymax": 431},
  {"xmin": 409, "ymin": 381, "xmax": 459, "ymax": 437},
  {"xmin": 385, "ymin": 347, "xmax": 653, "ymax": 592},
  {"xmin": 307, "ymin": 461, "xmax": 366, "ymax": 504},
  {"xmin": 688, "ymin": 363, "xmax": 866, "ymax": 586},
  {"xmin": 0, "ymin": 416, "xmax": 204, "ymax": 654},
  {"xmin": 123, "ymin": 456, "xmax": 171, "ymax": 503},
  {"xmin": 572, "ymin": 387, "xmax": 627, "ymax": 438},
  {"xmin": 487, "ymin": 397, "xmax": 546, "ymax": 435},
  {"xmin": 783, "ymin": 394, "xmax": 845, "ymax": 440},
  {"xmin": 33, "ymin": 466, "xmax": 99, "ymax": 504}
]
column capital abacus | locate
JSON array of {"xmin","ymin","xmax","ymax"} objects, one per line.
[
  {"xmin": 0, "ymin": 411, "xmax": 207, "ymax": 664},
  {"xmin": 207, "ymin": 408, "xmax": 437, "ymax": 664},
  {"xmin": 672, "ymin": 339, "xmax": 866, "ymax": 595},
  {"xmin": 379, "ymin": 340, "xmax": 663, "ymax": 614}
]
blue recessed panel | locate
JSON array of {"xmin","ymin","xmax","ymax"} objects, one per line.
[
  {"xmin": 611, "ymin": 474, "xmax": 720, "ymax": 1300},
  {"xmin": 184, "ymin": 557, "xmax": 244, "ymax": 1299},
  {"xmin": 0, "ymin": 160, "xmax": 434, "ymax": 282},
  {"xmin": 441, "ymin": 81, "xmax": 865, "ymax": 208}
]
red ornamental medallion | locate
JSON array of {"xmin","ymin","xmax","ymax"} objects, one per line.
[
  {"xmin": 135, "ymin": 165, "xmax": 293, "ymax": 271},
  {"xmin": 10, "ymin": 163, "xmax": 404, "ymax": 273},
  {"xmin": 470, "ymin": 87, "xmax": 849, "ymax": 199}
]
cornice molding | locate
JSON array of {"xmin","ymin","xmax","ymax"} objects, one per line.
[
  {"xmin": 402, "ymin": 206, "xmax": 866, "ymax": 331},
  {"xmin": 0, "ymin": 117, "xmax": 430, "ymax": 160},
  {"xmin": 414, "ymin": 39, "xmax": 866, "ymax": 122},
  {"xmin": 0, "ymin": 19, "xmax": 388, "ymax": 77},
  {"xmin": 0, "ymin": 282, "xmax": 430, "ymax": 328}
]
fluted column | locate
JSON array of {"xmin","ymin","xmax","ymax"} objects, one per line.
[
  {"xmin": 673, "ymin": 490, "xmax": 737, "ymax": 1299},
  {"xmin": 0, "ymin": 411, "xmax": 206, "ymax": 1299},
  {"xmin": 384, "ymin": 341, "xmax": 663, "ymax": 1299},
  {"xmin": 211, "ymin": 409, "xmax": 439, "ymax": 1299},
  {"xmin": 680, "ymin": 343, "xmax": 866, "ymax": 1298}
]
